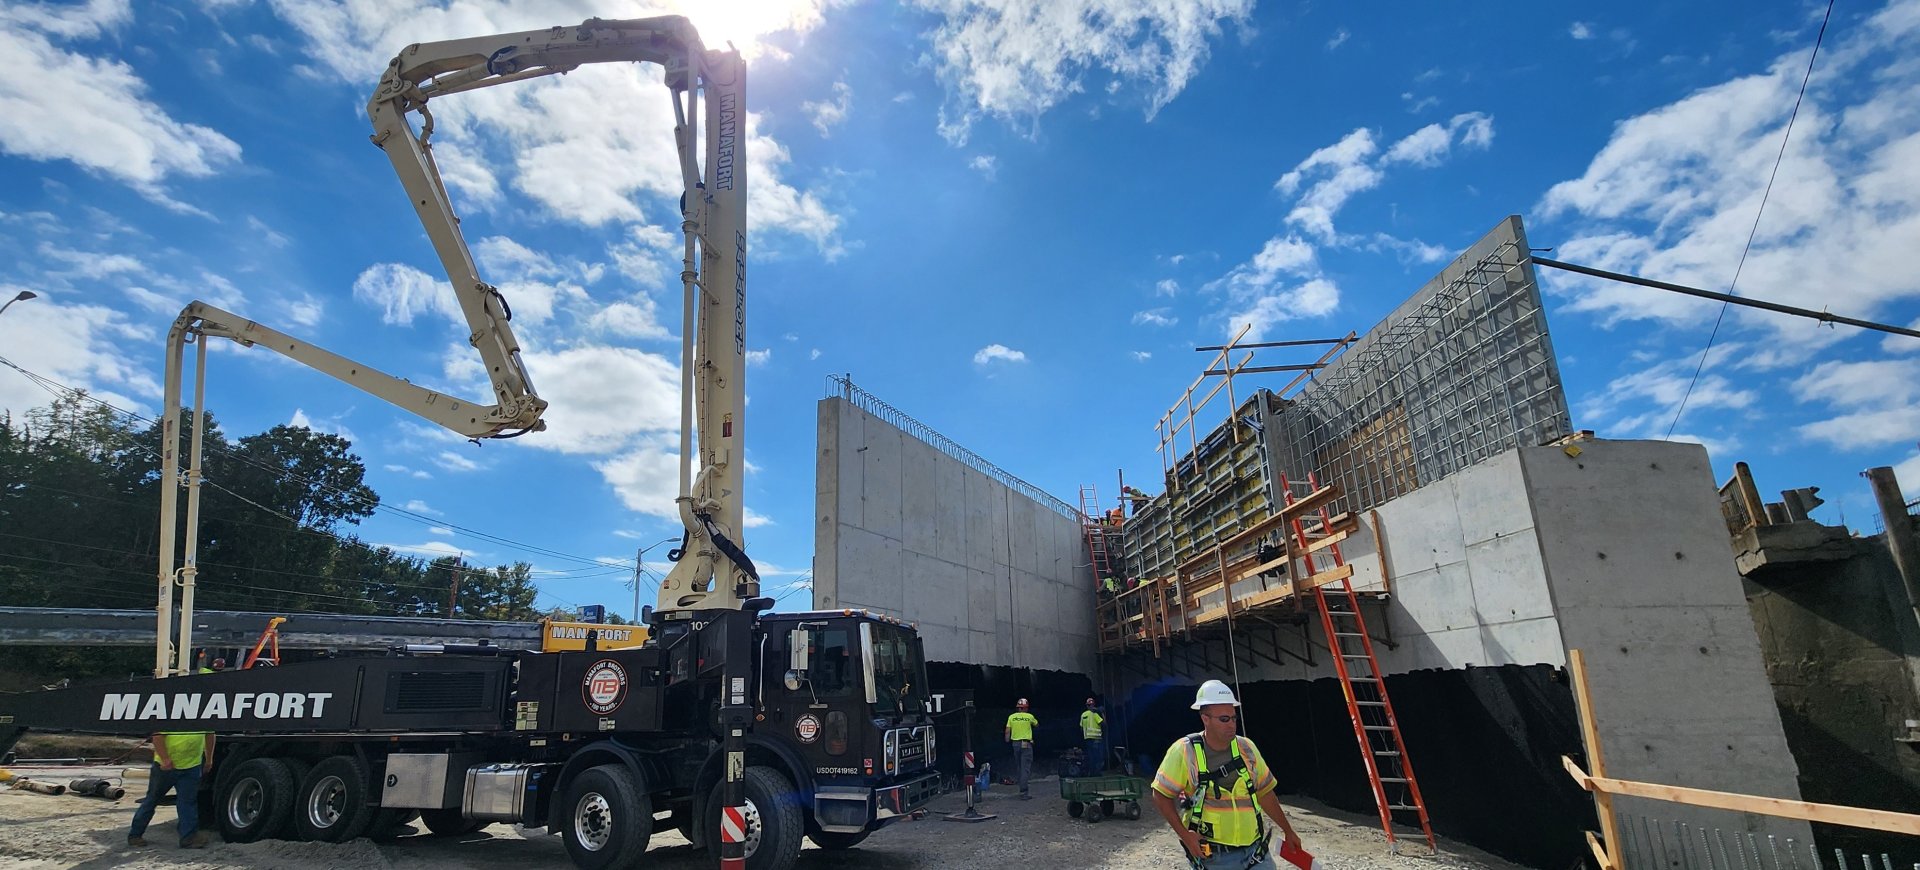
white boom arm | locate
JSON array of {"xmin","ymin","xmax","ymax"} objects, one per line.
[
  {"xmin": 153, "ymin": 16, "xmax": 757, "ymax": 678},
  {"xmin": 367, "ymin": 15, "xmax": 759, "ymax": 613},
  {"xmin": 366, "ymin": 15, "xmax": 764, "ymax": 610}
]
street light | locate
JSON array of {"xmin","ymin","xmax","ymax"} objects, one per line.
[
  {"xmin": 630, "ymin": 536, "xmax": 679, "ymax": 622},
  {"xmin": 0, "ymin": 290, "xmax": 37, "ymax": 318}
]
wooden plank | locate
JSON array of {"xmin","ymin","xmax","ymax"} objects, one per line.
[
  {"xmin": 1569, "ymin": 649, "xmax": 1621, "ymax": 870},
  {"xmin": 1304, "ymin": 564, "xmax": 1353, "ymax": 589},
  {"xmin": 1570, "ymin": 764, "xmax": 1920, "ymax": 836},
  {"xmin": 1586, "ymin": 832, "xmax": 1615, "ymax": 870},
  {"xmin": 1304, "ymin": 528, "xmax": 1351, "ymax": 554},
  {"xmin": 1280, "ymin": 485, "xmax": 1339, "ymax": 520}
]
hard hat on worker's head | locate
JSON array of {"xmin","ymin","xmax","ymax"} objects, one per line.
[
  {"xmin": 1085, "ymin": 697, "xmax": 1096, "ymax": 706},
  {"xmin": 1017, "ymin": 698, "xmax": 1029, "ymax": 709},
  {"xmin": 211, "ymin": 658, "xmax": 227, "ymax": 670},
  {"xmin": 1191, "ymin": 679, "xmax": 1240, "ymax": 710}
]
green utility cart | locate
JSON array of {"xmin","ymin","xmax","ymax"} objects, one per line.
[{"xmin": 1060, "ymin": 774, "xmax": 1145, "ymax": 822}]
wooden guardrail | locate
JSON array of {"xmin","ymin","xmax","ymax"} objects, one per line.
[{"xmin": 1565, "ymin": 649, "xmax": 1920, "ymax": 870}]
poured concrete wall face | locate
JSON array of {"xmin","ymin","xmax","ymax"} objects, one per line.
[
  {"xmin": 815, "ymin": 397, "xmax": 1095, "ymax": 674},
  {"xmin": 1520, "ymin": 440, "xmax": 1812, "ymax": 845},
  {"xmin": 1112, "ymin": 440, "xmax": 1812, "ymax": 857}
]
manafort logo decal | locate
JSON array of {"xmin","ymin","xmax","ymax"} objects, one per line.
[
  {"xmin": 99, "ymin": 692, "xmax": 333, "ymax": 721},
  {"xmin": 583, "ymin": 660, "xmax": 629, "ymax": 715}
]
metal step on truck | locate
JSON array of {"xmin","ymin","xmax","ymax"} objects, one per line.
[{"xmin": 0, "ymin": 605, "xmax": 939, "ymax": 870}]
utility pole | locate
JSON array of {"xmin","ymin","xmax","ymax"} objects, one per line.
[
  {"xmin": 446, "ymin": 560, "xmax": 464, "ymax": 617},
  {"xmin": 632, "ymin": 546, "xmax": 643, "ymax": 623}
]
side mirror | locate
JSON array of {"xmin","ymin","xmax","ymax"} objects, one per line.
[{"xmin": 789, "ymin": 628, "xmax": 811, "ymax": 672}]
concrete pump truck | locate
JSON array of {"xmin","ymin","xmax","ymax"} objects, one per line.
[{"xmin": 0, "ymin": 17, "xmax": 937, "ymax": 870}]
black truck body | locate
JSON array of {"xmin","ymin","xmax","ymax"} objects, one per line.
[{"xmin": 0, "ymin": 608, "xmax": 939, "ymax": 870}]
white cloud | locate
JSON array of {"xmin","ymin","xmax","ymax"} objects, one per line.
[
  {"xmin": 969, "ymin": 154, "xmax": 998, "ymax": 180},
  {"xmin": 383, "ymin": 463, "xmax": 432, "ymax": 480},
  {"xmin": 973, "ymin": 343, "xmax": 1027, "ymax": 365},
  {"xmin": 591, "ymin": 298, "xmax": 673, "ymax": 341},
  {"xmin": 743, "ymin": 506, "xmax": 772, "ymax": 528},
  {"xmin": 284, "ymin": 296, "xmax": 323, "ymax": 329},
  {"xmin": 1790, "ymin": 358, "xmax": 1920, "ymax": 449},
  {"xmin": 1576, "ymin": 356, "xmax": 1758, "ymax": 438},
  {"xmin": 0, "ymin": 0, "xmax": 241, "ymax": 202},
  {"xmin": 1382, "ymin": 112, "xmax": 1494, "ymax": 166},
  {"xmin": 1130, "ymin": 350, "xmax": 1151, "ymax": 361},
  {"xmin": 0, "ymin": 289, "xmax": 158, "ymax": 417},
  {"xmin": 746, "ymin": 348, "xmax": 772, "ymax": 366},
  {"xmin": 809, "ymin": 348, "xmax": 822, "ymax": 360},
  {"xmin": 352, "ymin": 262, "xmax": 459, "ymax": 328},
  {"xmin": 1132, "ymin": 308, "xmax": 1177, "ymax": 327},
  {"xmin": 427, "ymin": 525, "xmax": 454, "ymax": 537},
  {"xmin": 913, "ymin": 0, "xmax": 1254, "ymax": 144},
  {"xmin": 1570, "ymin": 21, "xmax": 1595, "ymax": 40},
  {"xmin": 264, "ymin": 2, "xmax": 843, "ymax": 253},
  {"xmin": 401, "ymin": 499, "xmax": 441, "ymax": 516},
  {"xmin": 519, "ymin": 345, "xmax": 681, "ymax": 455},
  {"xmin": 1155, "ymin": 278, "xmax": 1180, "ymax": 297},
  {"xmin": 38, "ymin": 243, "xmax": 143, "ymax": 279},
  {"xmin": 1799, "ymin": 408, "xmax": 1920, "ymax": 449},
  {"xmin": 288, "ymin": 407, "xmax": 356, "ymax": 442},
  {"xmin": 435, "ymin": 450, "xmax": 482, "ymax": 472},
  {"xmin": 1894, "ymin": 451, "xmax": 1920, "ymax": 503},
  {"xmin": 1326, "ymin": 28, "xmax": 1349, "ymax": 51},
  {"xmin": 594, "ymin": 439, "xmax": 682, "ymax": 522},
  {"xmin": 1537, "ymin": 3, "xmax": 1920, "ymax": 336},
  {"xmin": 380, "ymin": 540, "xmax": 475, "ymax": 559},
  {"xmin": 1276, "ymin": 129, "xmax": 1383, "ymax": 240},
  {"xmin": 1220, "ymin": 278, "xmax": 1340, "ymax": 342},
  {"xmin": 803, "ymin": 80, "xmax": 852, "ymax": 137}
]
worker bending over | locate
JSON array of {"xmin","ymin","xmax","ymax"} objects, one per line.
[{"xmin": 1151, "ymin": 680, "xmax": 1301, "ymax": 869}]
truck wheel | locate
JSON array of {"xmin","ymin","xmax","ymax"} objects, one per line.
[
  {"xmin": 1067, "ymin": 801, "xmax": 1083, "ymax": 819},
  {"xmin": 808, "ymin": 829, "xmax": 871, "ymax": 850},
  {"xmin": 420, "ymin": 807, "xmax": 487, "ymax": 837},
  {"xmin": 293, "ymin": 755, "xmax": 375, "ymax": 843},
  {"xmin": 705, "ymin": 766, "xmax": 803, "ymax": 870},
  {"xmin": 561, "ymin": 764, "xmax": 651, "ymax": 870},
  {"xmin": 219, "ymin": 757, "xmax": 295, "ymax": 843},
  {"xmin": 1124, "ymin": 801, "xmax": 1142, "ymax": 820}
]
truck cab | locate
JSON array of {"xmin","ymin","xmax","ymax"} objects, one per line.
[{"xmin": 756, "ymin": 611, "xmax": 940, "ymax": 837}]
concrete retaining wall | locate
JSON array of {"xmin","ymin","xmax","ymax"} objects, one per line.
[{"xmin": 814, "ymin": 397, "xmax": 1095, "ymax": 674}]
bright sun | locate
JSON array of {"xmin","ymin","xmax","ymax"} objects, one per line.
[{"xmin": 667, "ymin": 0, "xmax": 827, "ymax": 58}]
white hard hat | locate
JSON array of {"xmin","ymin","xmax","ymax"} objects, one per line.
[
  {"xmin": 1017, "ymin": 698, "xmax": 1029, "ymax": 708},
  {"xmin": 1191, "ymin": 679, "xmax": 1240, "ymax": 709}
]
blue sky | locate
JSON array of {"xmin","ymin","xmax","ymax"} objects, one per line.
[{"xmin": 2, "ymin": 0, "xmax": 1918, "ymax": 619}]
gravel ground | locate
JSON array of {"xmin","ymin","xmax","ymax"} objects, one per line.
[{"xmin": 0, "ymin": 764, "xmax": 1529, "ymax": 870}]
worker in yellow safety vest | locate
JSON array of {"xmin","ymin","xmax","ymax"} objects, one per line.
[
  {"xmin": 1151, "ymin": 680, "xmax": 1300, "ymax": 869},
  {"xmin": 128, "ymin": 730, "xmax": 216, "ymax": 849},
  {"xmin": 1004, "ymin": 698, "xmax": 1038, "ymax": 799},
  {"xmin": 1080, "ymin": 697, "xmax": 1105, "ymax": 774}
]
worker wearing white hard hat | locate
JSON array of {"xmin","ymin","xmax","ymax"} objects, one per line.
[
  {"xmin": 1004, "ymin": 698, "xmax": 1038, "ymax": 799},
  {"xmin": 1150, "ymin": 680, "xmax": 1301, "ymax": 868}
]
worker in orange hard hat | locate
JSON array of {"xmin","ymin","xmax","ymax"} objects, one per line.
[{"xmin": 1004, "ymin": 698, "xmax": 1038, "ymax": 799}]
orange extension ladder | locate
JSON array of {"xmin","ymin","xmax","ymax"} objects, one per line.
[{"xmin": 1281, "ymin": 474, "xmax": 1436, "ymax": 854}]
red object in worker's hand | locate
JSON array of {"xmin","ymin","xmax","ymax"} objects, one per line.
[{"xmin": 1278, "ymin": 839, "xmax": 1319, "ymax": 870}]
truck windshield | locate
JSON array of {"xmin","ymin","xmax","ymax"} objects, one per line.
[{"xmin": 868, "ymin": 625, "xmax": 926, "ymax": 715}]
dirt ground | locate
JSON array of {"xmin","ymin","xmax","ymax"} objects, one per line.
[{"xmin": 0, "ymin": 764, "xmax": 1529, "ymax": 870}]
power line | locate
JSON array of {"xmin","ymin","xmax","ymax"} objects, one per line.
[{"xmin": 1667, "ymin": 0, "xmax": 1836, "ymax": 437}]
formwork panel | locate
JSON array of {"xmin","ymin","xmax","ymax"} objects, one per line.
[{"xmin": 1121, "ymin": 215, "xmax": 1571, "ymax": 584}]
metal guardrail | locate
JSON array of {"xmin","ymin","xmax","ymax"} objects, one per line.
[
  {"xmin": 0, "ymin": 606, "xmax": 546, "ymax": 650},
  {"xmin": 825, "ymin": 374, "xmax": 1080, "ymax": 520}
]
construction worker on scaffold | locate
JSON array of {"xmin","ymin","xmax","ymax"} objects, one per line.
[{"xmin": 1151, "ymin": 680, "xmax": 1302, "ymax": 869}]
